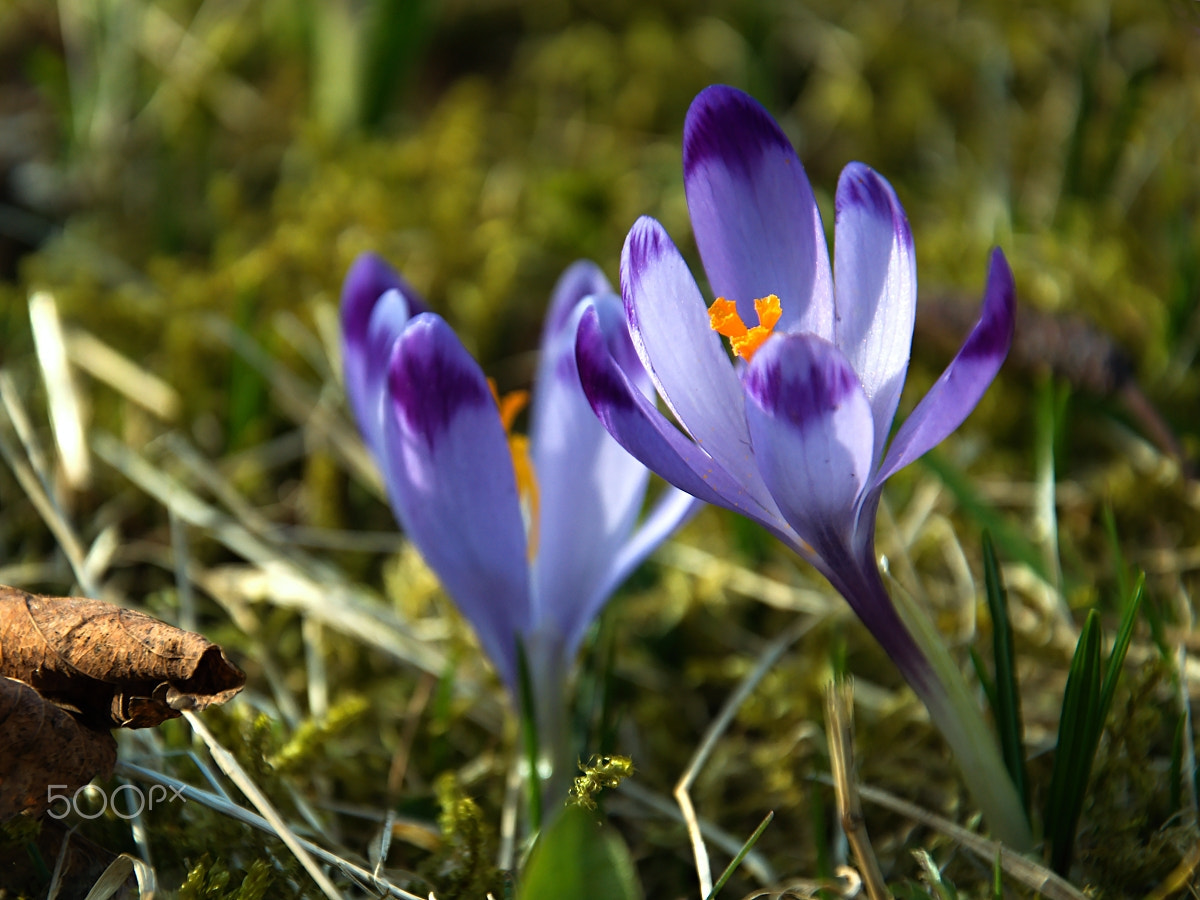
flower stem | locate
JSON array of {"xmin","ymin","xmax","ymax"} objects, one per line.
[
  {"xmin": 817, "ymin": 536, "xmax": 1033, "ymax": 850},
  {"xmin": 885, "ymin": 571, "xmax": 1035, "ymax": 850}
]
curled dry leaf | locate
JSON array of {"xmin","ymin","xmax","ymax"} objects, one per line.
[
  {"xmin": 0, "ymin": 585, "xmax": 245, "ymax": 730},
  {"xmin": 0, "ymin": 676, "xmax": 117, "ymax": 819}
]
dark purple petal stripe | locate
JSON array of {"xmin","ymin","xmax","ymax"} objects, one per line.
[
  {"xmin": 744, "ymin": 338, "xmax": 861, "ymax": 429},
  {"xmin": 683, "ymin": 85, "xmax": 835, "ymax": 338},
  {"xmin": 381, "ymin": 313, "xmax": 531, "ymax": 689},
  {"xmin": 742, "ymin": 333, "xmax": 875, "ymax": 545},
  {"xmin": 834, "ymin": 164, "xmax": 902, "ymax": 224},
  {"xmin": 683, "ymin": 85, "xmax": 797, "ymax": 181},
  {"xmin": 872, "ymin": 247, "xmax": 1016, "ymax": 487},
  {"xmin": 341, "ymin": 252, "xmax": 426, "ymax": 350},
  {"xmin": 388, "ymin": 314, "xmax": 494, "ymax": 447},
  {"xmin": 341, "ymin": 252, "xmax": 428, "ymax": 443}
]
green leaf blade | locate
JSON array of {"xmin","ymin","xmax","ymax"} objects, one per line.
[
  {"xmin": 1045, "ymin": 609, "xmax": 1104, "ymax": 874},
  {"xmin": 981, "ymin": 533, "xmax": 1029, "ymax": 815},
  {"xmin": 518, "ymin": 806, "xmax": 643, "ymax": 900}
]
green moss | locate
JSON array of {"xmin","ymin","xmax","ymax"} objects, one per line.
[
  {"xmin": 1074, "ymin": 659, "xmax": 1198, "ymax": 895},
  {"xmin": 269, "ymin": 696, "xmax": 371, "ymax": 775},
  {"xmin": 417, "ymin": 773, "xmax": 504, "ymax": 900},
  {"xmin": 177, "ymin": 857, "xmax": 273, "ymax": 900}
]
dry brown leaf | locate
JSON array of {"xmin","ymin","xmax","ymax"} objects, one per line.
[
  {"xmin": 0, "ymin": 585, "xmax": 245, "ymax": 729},
  {"xmin": 0, "ymin": 676, "xmax": 117, "ymax": 819}
]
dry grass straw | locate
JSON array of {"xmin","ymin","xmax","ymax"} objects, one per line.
[
  {"xmin": 824, "ymin": 681, "xmax": 890, "ymax": 900},
  {"xmin": 29, "ymin": 291, "xmax": 90, "ymax": 490},
  {"xmin": 0, "ymin": 369, "xmax": 96, "ymax": 596},
  {"xmin": 116, "ymin": 760, "xmax": 426, "ymax": 900},
  {"xmin": 674, "ymin": 616, "xmax": 815, "ymax": 897}
]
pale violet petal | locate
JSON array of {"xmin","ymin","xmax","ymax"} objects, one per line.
[
  {"xmin": 832, "ymin": 163, "xmax": 917, "ymax": 467},
  {"xmin": 575, "ymin": 305, "xmax": 790, "ymax": 534},
  {"xmin": 382, "ymin": 314, "xmax": 531, "ymax": 690},
  {"xmin": 621, "ymin": 216, "xmax": 776, "ymax": 511},
  {"xmin": 341, "ymin": 252, "xmax": 425, "ymax": 437},
  {"xmin": 684, "ymin": 85, "xmax": 834, "ymax": 338},
  {"xmin": 530, "ymin": 293, "xmax": 651, "ymax": 644},
  {"xmin": 358, "ymin": 289, "xmax": 413, "ymax": 460},
  {"xmin": 561, "ymin": 486, "xmax": 702, "ymax": 658},
  {"xmin": 541, "ymin": 259, "xmax": 613, "ymax": 342},
  {"xmin": 742, "ymin": 333, "xmax": 875, "ymax": 546},
  {"xmin": 873, "ymin": 248, "xmax": 1015, "ymax": 487}
]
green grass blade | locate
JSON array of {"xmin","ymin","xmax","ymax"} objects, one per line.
[
  {"xmin": 1044, "ymin": 573, "xmax": 1145, "ymax": 875},
  {"xmin": 920, "ymin": 451, "xmax": 1049, "ymax": 581},
  {"xmin": 359, "ymin": 0, "xmax": 432, "ymax": 130},
  {"xmin": 1095, "ymin": 572, "xmax": 1145, "ymax": 742},
  {"xmin": 913, "ymin": 849, "xmax": 959, "ymax": 900},
  {"xmin": 1045, "ymin": 610, "xmax": 1103, "ymax": 874},
  {"xmin": 981, "ymin": 532, "xmax": 1029, "ymax": 815},
  {"xmin": 1101, "ymin": 505, "xmax": 1129, "ymax": 606},
  {"xmin": 809, "ymin": 786, "xmax": 833, "ymax": 885},
  {"xmin": 704, "ymin": 811, "xmax": 774, "ymax": 900},
  {"xmin": 970, "ymin": 647, "xmax": 999, "ymax": 717}
]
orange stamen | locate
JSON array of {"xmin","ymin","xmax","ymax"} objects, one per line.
[
  {"xmin": 487, "ymin": 378, "xmax": 540, "ymax": 558},
  {"xmin": 487, "ymin": 379, "xmax": 530, "ymax": 431},
  {"xmin": 708, "ymin": 297, "xmax": 747, "ymax": 338},
  {"xmin": 498, "ymin": 390, "xmax": 529, "ymax": 432},
  {"xmin": 506, "ymin": 434, "xmax": 540, "ymax": 558},
  {"xmin": 707, "ymin": 294, "xmax": 782, "ymax": 362}
]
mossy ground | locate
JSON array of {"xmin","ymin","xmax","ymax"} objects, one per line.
[{"xmin": 0, "ymin": 0, "xmax": 1198, "ymax": 896}]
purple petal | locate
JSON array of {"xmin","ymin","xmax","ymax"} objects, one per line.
[
  {"xmin": 383, "ymin": 314, "xmax": 530, "ymax": 689},
  {"xmin": 563, "ymin": 486, "xmax": 700, "ymax": 654},
  {"xmin": 341, "ymin": 252, "xmax": 427, "ymax": 438},
  {"xmin": 621, "ymin": 216, "xmax": 776, "ymax": 511},
  {"xmin": 832, "ymin": 163, "xmax": 917, "ymax": 467},
  {"xmin": 576, "ymin": 305, "xmax": 791, "ymax": 535},
  {"xmin": 354, "ymin": 289, "xmax": 414, "ymax": 459},
  {"xmin": 530, "ymin": 293, "xmax": 652, "ymax": 644},
  {"xmin": 873, "ymin": 248, "xmax": 1016, "ymax": 487},
  {"xmin": 684, "ymin": 85, "xmax": 834, "ymax": 338},
  {"xmin": 819, "ymin": 544, "xmax": 948, "ymax": 719},
  {"xmin": 743, "ymin": 334, "xmax": 875, "ymax": 545},
  {"xmin": 541, "ymin": 260, "xmax": 613, "ymax": 342}
]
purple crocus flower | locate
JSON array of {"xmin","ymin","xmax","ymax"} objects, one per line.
[
  {"xmin": 575, "ymin": 85, "xmax": 1032, "ymax": 846},
  {"xmin": 340, "ymin": 252, "xmax": 696, "ymax": 733}
]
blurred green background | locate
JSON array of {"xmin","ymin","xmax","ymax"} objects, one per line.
[{"xmin": 0, "ymin": 0, "xmax": 1198, "ymax": 896}]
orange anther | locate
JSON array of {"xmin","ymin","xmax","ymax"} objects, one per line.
[
  {"xmin": 754, "ymin": 295, "xmax": 782, "ymax": 330},
  {"xmin": 507, "ymin": 434, "xmax": 540, "ymax": 559},
  {"xmin": 707, "ymin": 294, "xmax": 782, "ymax": 362},
  {"xmin": 487, "ymin": 377, "xmax": 539, "ymax": 558},
  {"xmin": 708, "ymin": 297, "xmax": 748, "ymax": 338},
  {"xmin": 487, "ymin": 379, "xmax": 530, "ymax": 432}
]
